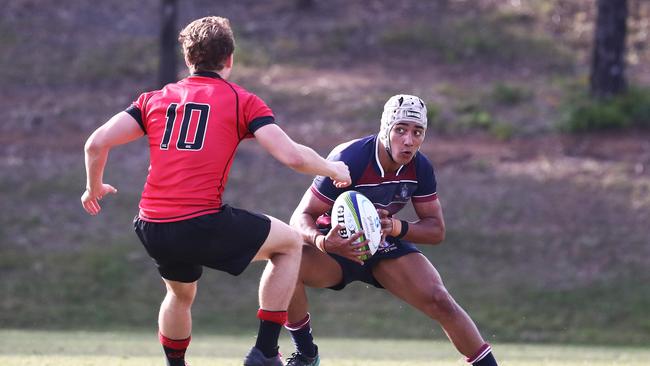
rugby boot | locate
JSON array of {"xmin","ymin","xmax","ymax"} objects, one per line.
[
  {"xmin": 285, "ymin": 346, "xmax": 319, "ymax": 366},
  {"xmin": 243, "ymin": 347, "xmax": 284, "ymax": 366}
]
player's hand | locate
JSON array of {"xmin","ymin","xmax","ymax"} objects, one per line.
[
  {"xmin": 81, "ymin": 183, "xmax": 117, "ymax": 216},
  {"xmin": 322, "ymin": 224, "xmax": 371, "ymax": 265},
  {"xmin": 329, "ymin": 161, "xmax": 351, "ymax": 188},
  {"xmin": 377, "ymin": 209, "xmax": 393, "ymax": 239}
]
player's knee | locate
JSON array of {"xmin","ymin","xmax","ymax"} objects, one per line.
[
  {"xmin": 424, "ymin": 286, "xmax": 459, "ymax": 319},
  {"xmin": 268, "ymin": 227, "xmax": 302, "ymax": 260},
  {"xmin": 166, "ymin": 283, "xmax": 197, "ymax": 306}
]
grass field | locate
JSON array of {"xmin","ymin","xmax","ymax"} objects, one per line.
[{"xmin": 1, "ymin": 330, "xmax": 649, "ymax": 366}]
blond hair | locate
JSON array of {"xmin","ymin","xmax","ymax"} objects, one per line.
[{"xmin": 178, "ymin": 16, "xmax": 235, "ymax": 71}]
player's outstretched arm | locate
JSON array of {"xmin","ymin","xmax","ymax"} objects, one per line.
[
  {"xmin": 254, "ymin": 124, "xmax": 351, "ymax": 187},
  {"xmin": 81, "ymin": 112, "xmax": 144, "ymax": 216}
]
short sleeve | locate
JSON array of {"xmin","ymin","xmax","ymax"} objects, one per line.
[
  {"xmin": 125, "ymin": 92, "xmax": 151, "ymax": 134},
  {"xmin": 412, "ymin": 154, "xmax": 438, "ymax": 202},
  {"xmin": 243, "ymin": 93, "xmax": 275, "ymax": 138}
]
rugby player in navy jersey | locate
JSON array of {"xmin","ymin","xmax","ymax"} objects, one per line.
[
  {"xmin": 81, "ymin": 16, "xmax": 350, "ymax": 366},
  {"xmin": 285, "ymin": 95, "xmax": 498, "ymax": 366}
]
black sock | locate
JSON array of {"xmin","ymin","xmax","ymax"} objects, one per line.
[
  {"xmin": 159, "ymin": 332, "xmax": 190, "ymax": 366},
  {"xmin": 286, "ymin": 314, "xmax": 317, "ymax": 358},
  {"xmin": 473, "ymin": 351, "xmax": 497, "ymax": 366},
  {"xmin": 162, "ymin": 345, "xmax": 186, "ymax": 366},
  {"xmin": 467, "ymin": 344, "xmax": 497, "ymax": 366},
  {"xmin": 255, "ymin": 319, "xmax": 283, "ymax": 358}
]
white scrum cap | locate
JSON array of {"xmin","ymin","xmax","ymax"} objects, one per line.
[{"xmin": 379, "ymin": 94, "xmax": 428, "ymax": 147}]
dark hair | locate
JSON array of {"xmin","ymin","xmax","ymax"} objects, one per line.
[{"xmin": 178, "ymin": 16, "xmax": 235, "ymax": 71}]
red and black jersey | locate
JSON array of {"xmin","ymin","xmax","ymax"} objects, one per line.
[{"xmin": 125, "ymin": 71, "xmax": 274, "ymax": 222}]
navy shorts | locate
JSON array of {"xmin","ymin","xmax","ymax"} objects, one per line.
[
  {"xmin": 133, "ymin": 205, "xmax": 271, "ymax": 283},
  {"xmin": 328, "ymin": 237, "xmax": 421, "ymax": 290}
]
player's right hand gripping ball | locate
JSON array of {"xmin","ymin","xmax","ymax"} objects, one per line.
[{"xmin": 332, "ymin": 191, "xmax": 382, "ymax": 260}]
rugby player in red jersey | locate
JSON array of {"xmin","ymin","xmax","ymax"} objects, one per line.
[
  {"xmin": 284, "ymin": 95, "xmax": 498, "ymax": 366},
  {"xmin": 81, "ymin": 16, "xmax": 350, "ymax": 366}
]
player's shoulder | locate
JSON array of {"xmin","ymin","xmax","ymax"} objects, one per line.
[
  {"xmin": 330, "ymin": 135, "xmax": 375, "ymax": 159},
  {"xmin": 415, "ymin": 150, "xmax": 434, "ymax": 166},
  {"xmin": 219, "ymin": 80, "xmax": 260, "ymax": 99},
  {"xmin": 413, "ymin": 150, "xmax": 436, "ymax": 174},
  {"xmin": 131, "ymin": 88, "xmax": 164, "ymax": 110}
]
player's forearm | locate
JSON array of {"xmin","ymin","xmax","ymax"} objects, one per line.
[
  {"xmin": 84, "ymin": 137, "xmax": 110, "ymax": 192},
  {"xmin": 394, "ymin": 217, "xmax": 445, "ymax": 245},
  {"xmin": 290, "ymin": 144, "xmax": 335, "ymax": 177}
]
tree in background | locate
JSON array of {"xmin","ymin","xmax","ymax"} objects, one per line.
[
  {"xmin": 590, "ymin": 0, "xmax": 628, "ymax": 98},
  {"xmin": 159, "ymin": 0, "xmax": 178, "ymax": 87}
]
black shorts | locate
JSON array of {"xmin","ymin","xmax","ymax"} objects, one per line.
[
  {"xmin": 133, "ymin": 205, "xmax": 271, "ymax": 283},
  {"xmin": 328, "ymin": 237, "xmax": 421, "ymax": 290}
]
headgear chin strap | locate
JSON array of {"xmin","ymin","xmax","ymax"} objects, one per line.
[{"xmin": 379, "ymin": 94, "xmax": 428, "ymax": 161}]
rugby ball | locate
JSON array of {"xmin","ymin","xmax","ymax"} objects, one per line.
[{"xmin": 332, "ymin": 191, "xmax": 382, "ymax": 260}]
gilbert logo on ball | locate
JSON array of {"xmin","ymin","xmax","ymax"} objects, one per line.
[{"xmin": 332, "ymin": 191, "xmax": 382, "ymax": 260}]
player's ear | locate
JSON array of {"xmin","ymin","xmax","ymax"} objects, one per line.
[{"xmin": 225, "ymin": 53, "xmax": 234, "ymax": 68}]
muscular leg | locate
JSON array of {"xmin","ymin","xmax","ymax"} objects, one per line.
[
  {"xmin": 252, "ymin": 216, "xmax": 305, "ymax": 311},
  {"xmin": 284, "ymin": 245, "xmax": 343, "ymax": 360},
  {"xmin": 288, "ymin": 245, "xmax": 344, "ymax": 323},
  {"xmin": 159, "ymin": 279, "xmax": 197, "ymax": 339},
  {"xmin": 372, "ymin": 253, "xmax": 485, "ymax": 357},
  {"xmin": 244, "ymin": 216, "xmax": 305, "ymax": 360},
  {"xmin": 158, "ymin": 279, "xmax": 196, "ymax": 366}
]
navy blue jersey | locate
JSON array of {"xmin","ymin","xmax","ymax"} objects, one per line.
[{"xmin": 311, "ymin": 135, "xmax": 437, "ymax": 215}]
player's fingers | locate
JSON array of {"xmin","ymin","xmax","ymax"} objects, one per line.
[
  {"xmin": 90, "ymin": 200, "xmax": 101, "ymax": 215},
  {"xmin": 334, "ymin": 180, "xmax": 350, "ymax": 188},
  {"xmin": 329, "ymin": 224, "xmax": 344, "ymax": 237},
  {"xmin": 348, "ymin": 230, "xmax": 364, "ymax": 242},
  {"xmin": 84, "ymin": 200, "xmax": 98, "ymax": 215},
  {"xmin": 376, "ymin": 208, "xmax": 390, "ymax": 218},
  {"xmin": 350, "ymin": 239, "xmax": 369, "ymax": 250},
  {"xmin": 105, "ymin": 184, "xmax": 118, "ymax": 194},
  {"xmin": 82, "ymin": 201, "xmax": 93, "ymax": 215}
]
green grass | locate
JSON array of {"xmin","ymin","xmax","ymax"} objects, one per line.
[
  {"xmin": 2, "ymin": 153, "xmax": 650, "ymax": 345},
  {"xmin": 2, "ymin": 236, "xmax": 649, "ymax": 345},
  {"xmin": 1, "ymin": 330, "xmax": 649, "ymax": 366}
]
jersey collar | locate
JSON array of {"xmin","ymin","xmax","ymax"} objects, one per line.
[
  {"xmin": 374, "ymin": 135, "xmax": 405, "ymax": 178},
  {"xmin": 191, "ymin": 70, "xmax": 223, "ymax": 79}
]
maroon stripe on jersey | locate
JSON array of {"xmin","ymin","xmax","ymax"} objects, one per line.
[
  {"xmin": 310, "ymin": 185, "xmax": 335, "ymax": 204},
  {"xmin": 412, "ymin": 193, "xmax": 438, "ymax": 202}
]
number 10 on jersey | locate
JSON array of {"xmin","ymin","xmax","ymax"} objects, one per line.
[{"xmin": 160, "ymin": 102, "xmax": 210, "ymax": 151}]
